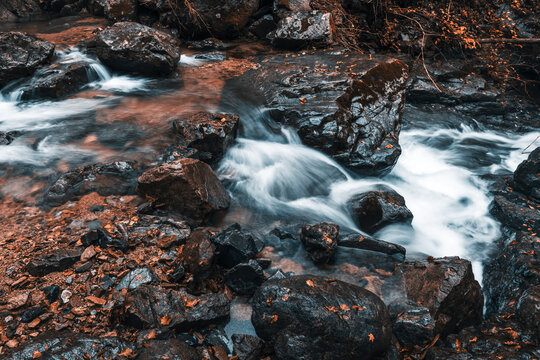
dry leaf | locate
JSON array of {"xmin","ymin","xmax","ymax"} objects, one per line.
[
  {"xmin": 160, "ymin": 315, "xmax": 172, "ymax": 326},
  {"xmin": 306, "ymin": 280, "xmax": 315, "ymax": 287},
  {"xmin": 368, "ymin": 333, "xmax": 375, "ymax": 343}
]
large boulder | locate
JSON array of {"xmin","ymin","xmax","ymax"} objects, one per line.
[
  {"xmin": 91, "ymin": 22, "xmax": 181, "ymax": 76},
  {"xmin": 172, "ymin": 112, "xmax": 239, "ymax": 164},
  {"xmin": 230, "ymin": 51, "xmax": 408, "ymax": 175},
  {"xmin": 397, "ymin": 257, "xmax": 483, "ymax": 337},
  {"xmin": 0, "ymin": 0, "xmax": 43, "ymax": 21},
  {"xmin": 121, "ymin": 285, "xmax": 230, "ymax": 330},
  {"xmin": 269, "ymin": 11, "xmax": 333, "ymax": 49},
  {"xmin": 513, "ymin": 147, "xmax": 540, "ymax": 202},
  {"xmin": 0, "ymin": 32, "xmax": 55, "ymax": 88},
  {"xmin": 251, "ymin": 275, "xmax": 392, "ymax": 359},
  {"xmin": 346, "ymin": 185, "xmax": 413, "ymax": 233},
  {"xmin": 44, "ymin": 161, "xmax": 139, "ymax": 206},
  {"xmin": 137, "ymin": 158, "xmax": 230, "ymax": 222}
]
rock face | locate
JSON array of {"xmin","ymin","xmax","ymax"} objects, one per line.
[
  {"xmin": 232, "ymin": 52, "xmax": 408, "ymax": 175},
  {"xmin": 122, "ymin": 285, "xmax": 230, "ymax": 330},
  {"xmin": 91, "ymin": 22, "xmax": 181, "ymax": 76},
  {"xmin": 269, "ymin": 11, "xmax": 333, "ymax": 49},
  {"xmin": 137, "ymin": 158, "xmax": 230, "ymax": 222},
  {"xmin": 347, "ymin": 185, "xmax": 413, "ymax": 233},
  {"xmin": 2, "ymin": 334, "xmax": 133, "ymax": 360},
  {"xmin": 300, "ymin": 222, "xmax": 339, "ymax": 264},
  {"xmin": 44, "ymin": 161, "xmax": 139, "ymax": 206},
  {"xmin": 172, "ymin": 112, "xmax": 240, "ymax": 164},
  {"xmin": 397, "ymin": 257, "xmax": 483, "ymax": 337},
  {"xmin": 251, "ymin": 275, "xmax": 392, "ymax": 360},
  {"xmin": 19, "ymin": 62, "xmax": 92, "ymax": 100},
  {"xmin": 211, "ymin": 223, "xmax": 264, "ymax": 268},
  {"xmin": 513, "ymin": 147, "xmax": 540, "ymax": 202},
  {"xmin": 0, "ymin": 32, "xmax": 55, "ymax": 88}
]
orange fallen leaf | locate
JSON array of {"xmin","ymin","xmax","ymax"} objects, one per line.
[
  {"xmin": 340, "ymin": 304, "xmax": 350, "ymax": 311},
  {"xmin": 146, "ymin": 330, "xmax": 157, "ymax": 340},
  {"xmin": 325, "ymin": 306, "xmax": 339, "ymax": 313},
  {"xmin": 306, "ymin": 280, "xmax": 315, "ymax": 287},
  {"xmin": 269, "ymin": 315, "xmax": 278, "ymax": 324},
  {"xmin": 119, "ymin": 348, "xmax": 134, "ymax": 357},
  {"xmin": 368, "ymin": 333, "xmax": 375, "ymax": 343},
  {"xmin": 86, "ymin": 296, "xmax": 107, "ymax": 306},
  {"xmin": 184, "ymin": 297, "xmax": 200, "ymax": 308},
  {"xmin": 352, "ymin": 305, "xmax": 364, "ymax": 311},
  {"xmin": 33, "ymin": 351, "xmax": 42, "ymax": 358},
  {"xmin": 161, "ymin": 315, "xmax": 172, "ymax": 326}
]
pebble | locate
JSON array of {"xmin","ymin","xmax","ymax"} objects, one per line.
[
  {"xmin": 61, "ymin": 289, "xmax": 72, "ymax": 304},
  {"xmin": 65, "ymin": 276, "xmax": 73, "ymax": 284}
]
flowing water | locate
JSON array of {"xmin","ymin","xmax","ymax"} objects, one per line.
[{"xmin": 0, "ymin": 40, "xmax": 538, "ymax": 285}]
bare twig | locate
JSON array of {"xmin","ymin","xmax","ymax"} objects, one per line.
[{"xmin": 523, "ymin": 135, "xmax": 540, "ymax": 154}]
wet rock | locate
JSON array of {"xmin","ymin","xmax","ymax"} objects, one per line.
[
  {"xmin": 2, "ymin": 334, "xmax": 133, "ymax": 360},
  {"xmin": 44, "ymin": 161, "xmax": 139, "ymax": 206},
  {"xmin": 116, "ymin": 268, "xmax": 157, "ymax": 290},
  {"xmin": 74, "ymin": 261, "xmax": 92, "ymax": 273},
  {"xmin": 300, "ymin": 222, "xmax": 339, "ymax": 264},
  {"xmin": 483, "ymin": 231, "xmax": 539, "ymax": 317},
  {"xmin": 0, "ymin": 32, "xmax": 55, "ymax": 88},
  {"xmin": 225, "ymin": 259, "xmax": 266, "ymax": 295},
  {"xmin": 397, "ymin": 257, "xmax": 483, "ymax": 337},
  {"xmin": 137, "ymin": 339, "xmax": 200, "ymax": 360},
  {"xmin": 168, "ymin": 261, "xmax": 186, "ymax": 283},
  {"xmin": 185, "ymin": 38, "xmax": 232, "ymax": 51},
  {"xmin": 26, "ymin": 248, "xmax": 83, "ymax": 277},
  {"xmin": 172, "ymin": 112, "xmax": 239, "ymax": 164},
  {"xmin": 513, "ymin": 147, "xmax": 540, "ymax": 202},
  {"xmin": 251, "ymin": 275, "xmax": 392, "ymax": 360},
  {"xmin": 269, "ymin": 11, "xmax": 333, "ymax": 49},
  {"xmin": 211, "ymin": 223, "xmax": 265, "ymax": 268},
  {"xmin": 172, "ymin": 0, "xmax": 261, "ymax": 39},
  {"xmin": 43, "ymin": 285, "xmax": 60, "ymax": 303},
  {"xmin": 138, "ymin": 158, "xmax": 230, "ymax": 222},
  {"xmin": 19, "ymin": 62, "xmax": 93, "ymax": 100},
  {"xmin": 19, "ymin": 306, "xmax": 43, "ymax": 323},
  {"xmin": 104, "ymin": 0, "xmax": 136, "ymax": 21},
  {"xmin": 91, "ymin": 22, "xmax": 181, "ymax": 76},
  {"xmin": 338, "ymin": 233, "xmax": 406, "ymax": 257},
  {"xmin": 347, "ymin": 185, "xmax": 413, "ymax": 233},
  {"xmin": 181, "ymin": 231, "xmax": 215, "ymax": 278},
  {"xmin": 232, "ymin": 334, "xmax": 265, "ymax": 360},
  {"xmin": 88, "ymin": 0, "xmax": 106, "ymax": 16},
  {"xmin": 489, "ymin": 176, "xmax": 540, "ymax": 233},
  {"xmin": 122, "ymin": 285, "xmax": 230, "ymax": 330},
  {"xmin": 388, "ymin": 299, "xmax": 435, "ymax": 347},
  {"xmin": 516, "ymin": 285, "xmax": 540, "ymax": 339},
  {"xmin": 81, "ymin": 228, "xmax": 129, "ymax": 252},
  {"xmin": 232, "ymin": 52, "xmax": 408, "ymax": 174},
  {"xmin": 0, "ymin": 131, "xmax": 16, "ymax": 145}
]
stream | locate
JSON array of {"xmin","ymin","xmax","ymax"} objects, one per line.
[{"xmin": 0, "ymin": 43, "xmax": 538, "ymax": 289}]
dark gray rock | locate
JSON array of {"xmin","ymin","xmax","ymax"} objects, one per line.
[
  {"xmin": 0, "ymin": 32, "xmax": 55, "ymax": 88},
  {"xmin": 249, "ymin": 14, "xmax": 277, "ymax": 39},
  {"xmin": 269, "ymin": 11, "xmax": 333, "ymax": 49},
  {"xmin": 91, "ymin": 22, "xmax": 181, "ymax": 76},
  {"xmin": 225, "ymin": 260, "xmax": 266, "ymax": 295},
  {"xmin": 122, "ymin": 285, "xmax": 230, "ymax": 330},
  {"xmin": 388, "ymin": 300, "xmax": 435, "ymax": 347},
  {"xmin": 211, "ymin": 223, "xmax": 264, "ymax": 268},
  {"xmin": 251, "ymin": 275, "xmax": 392, "ymax": 360},
  {"xmin": 232, "ymin": 334, "xmax": 265, "ymax": 360},
  {"xmin": 338, "ymin": 233, "xmax": 406, "ymax": 257},
  {"xmin": 514, "ymin": 147, "xmax": 540, "ymax": 202},
  {"xmin": 0, "ymin": 131, "xmax": 15, "ymax": 145},
  {"xmin": 26, "ymin": 248, "xmax": 83, "ymax": 277},
  {"xmin": 81, "ymin": 228, "xmax": 129, "ymax": 252},
  {"xmin": 180, "ymin": 231, "xmax": 215, "ymax": 279},
  {"xmin": 300, "ymin": 222, "xmax": 339, "ymax": 264},
  {"xmin": 347, "ymin": 185, "xmax": 413, "ymax": 233}
]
